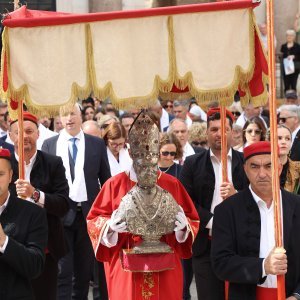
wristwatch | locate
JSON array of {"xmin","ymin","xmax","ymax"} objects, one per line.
[
  {"xmin": 31, "ymin": 189, "xmax": 40, "ymax": 203},
  {"xmin": 293, "ymin": 293, "xmax": 300, "ymax": 300}
]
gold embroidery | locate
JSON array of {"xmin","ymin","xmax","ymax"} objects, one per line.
[{"xmin": 141, "ymin": 272, "xmax": 155, "ymax": 299}]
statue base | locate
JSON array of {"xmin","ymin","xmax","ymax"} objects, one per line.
[{"xmin": 120, "ymin": 249, "xmax": 176, "ymax": 272}]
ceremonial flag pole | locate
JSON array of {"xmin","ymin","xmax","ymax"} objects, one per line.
[
  {"xmin": 13, "ymin": 0, "xmax": 25, "ymax": 181},
  {"xmin": 265, "ymin": 0, "xmax": 285, "ymax": 299},
  {"xmin": 17, "ymin": 100, "xmax": 25, "ymax": 180}
]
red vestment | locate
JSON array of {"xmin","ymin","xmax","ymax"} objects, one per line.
[{"xmin": 87, "ymin": 171, "xmax": 199, "ymax": 300}]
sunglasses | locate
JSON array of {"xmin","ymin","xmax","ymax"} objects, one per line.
[
  {"xmin": 278, "ymin": 116, "xmax": 295, "ymax": 123},
  {"xmin": 161, "ymin": 151, "xmax": 176, "ymax": 157},
  {"xmin": 192, "ymin": 141, "xmax": 207, "ymax": 146},
  {"xmin": 100, "ymin": 123, "xmax": 109, "ymax": 130},
  {"xmin": 163, "ymin": 104, "xmax": 173, "ymax": 109},
  {"xmin": 231, "ymin": 111, "xmax": 241, "ymax": 117},
  {"xmin": 244, "ymin": 129, "xmax": 262, "ymax": 135}
]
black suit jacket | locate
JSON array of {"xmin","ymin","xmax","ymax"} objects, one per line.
[
  {"xmin": 211, "ymin": 188, "xmax": 300, "ymax": 300},
  {"xmin": 180, "ymin": 148, "xmax": 248, "ymax": 256},
  {"xmin": 0, "ymin": 196, "xmax": 48, "ymax": 300},
  {"xmin": 290, "ymin": 129, "xmax": 300, "ymax": 161},
  {"xmin": 42, "ymin": 133, "xmax": 111, "ymax": 226},
  {"xmin": 10, "ymin": 151, "xmax": 69, "ymax": 261},
  {"xmin": 0, "ymin": 138, "xmax": 14, "ymax": 153}
]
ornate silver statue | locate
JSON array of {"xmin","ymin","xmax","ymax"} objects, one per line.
[{"xmin": 116, "ymin": 111, "xmax": 180, "ymax": 254}]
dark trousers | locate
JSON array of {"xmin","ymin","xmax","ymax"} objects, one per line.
[
  {"xmin": 57, "ymin": 210, "xmax": 94, "ymax": 300},
  {"xmin": 32, "ymin": 254, "xmax": 58, "ymax": 300},
  {"xmin": 92, "ymin": 260, "xmax": 108, "ymax": 300},
  {"xmin": 283, "ymin": 71, "xmax": 299, "ymax": 91},
  {"xmin": 192, "ymin": 246, "xmax": 224, "ymax": 300},
  {"xmin": 182, "ymin": 258, "xmax": 194, "ymax": 300}
]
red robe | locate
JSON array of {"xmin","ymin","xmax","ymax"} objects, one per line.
[{"xmin": 87, "ymin": 171, "xmax": 199, "ymax": 300}]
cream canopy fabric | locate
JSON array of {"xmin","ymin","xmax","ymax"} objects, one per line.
[{"xmin": 1, "ymin": 1, "xmax": 267, "ymax": 116}]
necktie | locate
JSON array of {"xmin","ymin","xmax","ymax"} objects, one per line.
[{"xmin": 71, "ymin": 138, "xmax": 78, "ymax": 163}]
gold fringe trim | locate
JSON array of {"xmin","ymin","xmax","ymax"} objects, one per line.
[{"xmin": 0, "ymin": 8, "xmax": 268, "ymax": 114}]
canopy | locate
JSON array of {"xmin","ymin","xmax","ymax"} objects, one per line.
[{"xmin": 0, "ymin": 0, "xmax": 268, "ymax": 116}]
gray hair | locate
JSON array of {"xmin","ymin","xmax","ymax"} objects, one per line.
[
  {"xmin": 173, "ymin": 100, "xmax": 189, "ymax": 109},
  {"xmin": 286, "ymin": 29, "xmax": 296, "ymax": 37},
  {"xmin": 168, "ymin": 118, "xmax": 187, "ymax": 131},
  {"xmin": 278, "ymin": 104, "xmax": 300, "ymax": 119}
]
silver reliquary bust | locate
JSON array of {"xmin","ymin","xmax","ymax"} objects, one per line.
[
  {"xmin": 116, "ymin": 184, "xmax": 180, "ymax": 254},
  {"xmin": 116, "ymin": 111, "xmax": 180, "ymax": 254}
]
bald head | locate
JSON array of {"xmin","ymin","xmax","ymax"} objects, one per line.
[{"xmin": 82, "ymin": 120, "xmax": 101, "ymax": 137}]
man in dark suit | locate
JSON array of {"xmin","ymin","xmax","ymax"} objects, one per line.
[
  {"xmin": 211, "ymin": 141, "xmax": 300, "ymax": 300},
  {"xmin": 180, "ymin": 108, "xmax": 248, "ymax": 300},
  {"xmin": 42, "ymin": 103, "xmax": 111, "ymax": 300},
  {"xmin": 0, "ymin": 137, "xmax": 14, "ymax": 153},
  {"xmin": 0, "ymin": 147, "xmax": 48, "ymax": 300},
  {"xmin": 278, "ymin": 104, "xmax": 300, "ymax": 161},
  {"xmin": 8, "ymin": 111, "xmax": 69, "ymax": 300}
]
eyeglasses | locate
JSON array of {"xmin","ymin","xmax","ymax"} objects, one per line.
[
  {"xmin": 161, "ymin": 151, "xmax": 176, "ymax": 157},
  {"xmin": 231, "ymin": 111, "xmax": 241, "ymax": 117},
  {"xmin": 278, "ymin": 116, "xmax": 295, "ymax": 123},
  {"xmin": 109, "ymin": 140, "xmax": 125, "ymax": 148},
  {"xmin": 192, "ymin": 141, "xmax": 207, "ymax": 147},
  {"xmin": 163, "ymin": 104, "xmax": 173, "ymax": 109},
  {"xmin": 244, "ymin": 129, "xmax": 262, "ymax": 135}
]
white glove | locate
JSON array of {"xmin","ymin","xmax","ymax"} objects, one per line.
[
  {"xmin": 108, "ymin": 210, "xmax": 127, "ymax": 233},
  {"xmin": 174, "ymin": 206, "xmax": 188, "ymax": 232}
]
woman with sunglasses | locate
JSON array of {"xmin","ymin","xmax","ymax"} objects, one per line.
[
  {"xmin": 158, "ymin": 133, "xmax": 183, "ymax": 178},
  {"xmin": 102, "ymin": 122, "xmax": 132, "ymax": 176},
  {"xmin": 237, "ymin": 116, "xmax": 267, "ymax": 151},
  {"xmin": 269, "ymin": 125, "xmax": 300, "ymax": 194},
  {"xmin": 188, "ymin": 122, "xmax": 208, "ymax": 150}
]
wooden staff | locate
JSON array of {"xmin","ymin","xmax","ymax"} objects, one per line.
[
  {"xmin": 265, "ymin": 0, "xmax": 285, "ymax": 299},
  {"xmin": 220, "ymin": 105, "xmax": 228, "ymax": 183},
  {"xmin": 12, "ymin": 1, "xmax": 24, "ymax": 181},
  {"xmin": 17, "ymin": 100, "xmax": 25, "ymax": 180}
]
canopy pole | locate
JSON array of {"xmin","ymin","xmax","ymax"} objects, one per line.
[
  {"xmin": 266, "ymin": 0, "xmax": 285, "ymax": 299},
  {"xmin": 13, "ymin": 0, "xmax": 20, "ymax": 10},
  {"xmin": 221, "ymin": 105, "xmax": 228, "ymax": 183},
  {"xmin": 17, "ymin": 100, "xmax": 25, "ymax": 181}
]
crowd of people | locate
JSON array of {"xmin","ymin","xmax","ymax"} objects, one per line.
[{"xmin": 0, "ymin": 90, "xmax": 299, "ymax": 300}]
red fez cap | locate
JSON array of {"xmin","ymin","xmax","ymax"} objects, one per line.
[
  {"xmin": 0, "ymin": 147, "xmax": 11, "ymax": 160},
  {"xmin": 10, "ymin": 111, "xmax": 38, "ymax": 126},
  {"xmin": 244, "ymin": 141, "xmax": 271, "ymax": 161},
  {"xmin": 207, "ymin": 107, "xmax": 235, "ymax": 123}
]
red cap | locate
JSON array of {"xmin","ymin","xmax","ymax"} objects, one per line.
[
  {"xmin": 243, "ymin": 141, "xmax": 271, "ymax": 161},
  {"xmin": 207, "ymin": 107, "xmax": 235, "ymax": 123},
  {"xmin": 0, "ymin": 147, "xmax": 11, "ymax": 160},
  {"xmin": 10, "ymin": 111, "xmax": 38, "ymax": 126}
]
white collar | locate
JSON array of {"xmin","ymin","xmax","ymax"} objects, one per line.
[
  {"xmin": 249, "ymin": 185, "xmax": 281, "ymax": 209},
  {"xmin": 15, "ymin": 151, "xmax": 37, "ymax": 166},
  {"xmin": 0, "ymin": 192, "xmax": 10, "ymax": 215},
  {"xmin": 210, "ymin": 148, "xmax": 232, "ymax": 160},
  {"xmin": 62, "ymin": 128, "xmax": 83, "ymax": 141}
]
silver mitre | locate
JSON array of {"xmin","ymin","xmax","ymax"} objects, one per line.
[{"xmin": 116, "ymin": 111, "xmax": 180, "ymax": 254}]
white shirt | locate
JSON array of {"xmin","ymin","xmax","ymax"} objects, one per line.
[
  {"xmin": 249, "ymin": 185, "xmax": 283, "ymax": 288},
  {"xmin": 0, "ymin": 128, "xmax": 7, "ymax": 137},
  {"xmin": 206, "ymin": 148, "xmax": 232, "ymax": 235},
  {"xmin": 292, "ymin": 125, "xmax": 300, "ymax": 145},
  {"xmin": 185, "ymin": 115, "xmax": 193, "ymax": 128},
  {"xmin": 0, "ymin": 194, "xmax": 10, "ymax": 253},
  {"xmin": 160, "ymin": 108, "xmax": 170, "ymax": 132},
  {"xmin": 236, "ymin": 113, "xmax": 267, "ymax": 130},
  {"xmin": 37, "ymin": 124, "xmax": 57, "ymax": 150},
  {"xmin": 66, "ymin": 131, "xmax": 82, "ymax": 159},
  {"xmin": 14, "ymin": 152, "xmax": 45, "ymax": 205}
]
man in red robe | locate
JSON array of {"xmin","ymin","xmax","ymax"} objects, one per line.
[{"xmin": 87, "ymin": 112, "xmax": 199, "ymax": 300}]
